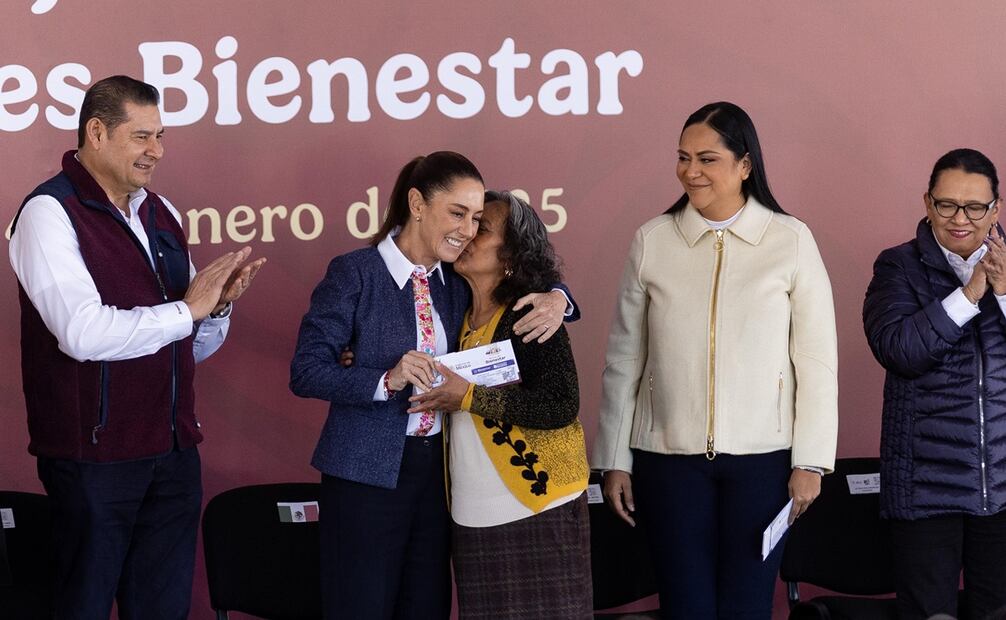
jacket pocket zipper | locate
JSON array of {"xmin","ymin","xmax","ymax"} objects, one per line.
[
  {"xmin": 91, "ymin": 362, "xmax": 109, "ymax": 445},
  {"xmin": 776, "ymin": 373, "xmax": 784, "ymax": 432},
  {"xmin": 648, "ymin": 372, "xmax": 655, "ymax": 432}
]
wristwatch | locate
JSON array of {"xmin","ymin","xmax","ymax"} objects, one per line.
[{"xmin": 209, "ymin": 302, "xmax": 232, "ymax": 319}]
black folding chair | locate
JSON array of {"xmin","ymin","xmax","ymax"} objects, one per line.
[
  {"xmin": 0, "ymin": 490, "xmax": 53, "ymax": 619},
  {"xmin": 588, "ymin": 472, "xmax": 660, "ymax": 618},
  {"xmin": 202, "ymin": 482, "xmax": 323, "ymax": 620},
  {"xmin": 781, "ymin": 457, "xmax": 897, "ymax": 619}
]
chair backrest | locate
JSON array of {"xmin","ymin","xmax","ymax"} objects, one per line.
[
  {"xmin": 587, "ymin": 472, "xmax": 659, "ymax": 611},
  {"xmin": 0, "ymin": 490, "xmax": 54, "ymax": 619},
  {"xmin": 202, "ymin": 482, "xmax": 322, "ymax": 620},
  {"xmin": 780, "ymin": 457, "xmax": 894, "ymax": 596}
]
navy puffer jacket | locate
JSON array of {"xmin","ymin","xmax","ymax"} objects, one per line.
[{"xmin": 863, "ymin": 219, "xmax": 1006, "ymax": 520}]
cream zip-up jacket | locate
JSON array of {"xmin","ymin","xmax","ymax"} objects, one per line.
[{"xmin": 592, "ymin": 199, "xmax": 838, "ymax": 473}]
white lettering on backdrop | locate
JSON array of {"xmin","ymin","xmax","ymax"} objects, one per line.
[
  {"xmin": 30, "ymin": 0, "xmax": 58, "ymax": 15},
  {"xmin": 0, "ymin": 36, "xmax": 643, "ymax": 131}
]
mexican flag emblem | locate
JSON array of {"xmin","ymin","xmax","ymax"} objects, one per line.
[{"xmin": 276, "ymin": 501, "xmax": 319, "ymax": 523}]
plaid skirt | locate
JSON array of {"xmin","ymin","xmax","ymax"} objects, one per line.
[{"xmin": 452, "ymin": 493, "xmax": 593, "ymax": 619}]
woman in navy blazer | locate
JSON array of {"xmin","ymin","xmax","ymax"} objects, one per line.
[{"xmin": 290, "ymin": 152, "xmax": 573, "ymax": 619}]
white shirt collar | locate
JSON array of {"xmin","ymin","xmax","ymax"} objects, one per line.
[
  {"xmin": 933, "ymin": 229, "xmax": 987, "ymax": 268},
  {"xmin": 702, "ymin": 206, "xmax": 745, "ymax": 230},
  {"xmin": 933, "ymin": 229, "xmax": 987, "ymax": 286},
  {"xmin": 377, "ymin": 228, "xmax": 445, "ymax": 289},
  {"xmin": 125, "ymin": 188, "xmax": 148, "ymax": 220}
]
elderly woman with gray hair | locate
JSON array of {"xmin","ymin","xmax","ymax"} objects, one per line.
[{"xmin": 410, "ymin": 190, "xmax": 591, "ymax": 618}]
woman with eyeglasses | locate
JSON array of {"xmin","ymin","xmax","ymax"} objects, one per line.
[
  {"xmin": 864, "ymin": 148, "xmax": 1006, "ymax": 620},
  {"xmin": 593, "ymin": 101, "xmax": 839, "ymax": 619}
]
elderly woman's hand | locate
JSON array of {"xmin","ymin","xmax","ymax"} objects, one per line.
[
  {"xmin": 983, "ymin": 229, "xmax": 1006, "ymax": 296},
  {"xmin": 788, "ymin": 468, "xmax": 822, "ymax": 525},
  {"xmin": 407, "ymin": 363, "xmax": 470, "ymax": 413},
  {"xmin": 512, "ymin": 290, "xmax": 568, "ymax": 343}
]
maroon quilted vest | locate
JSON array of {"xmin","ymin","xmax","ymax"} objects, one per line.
[{"xmin": 13, "ymin": 150, "xmax": 198, "ymax": 462}]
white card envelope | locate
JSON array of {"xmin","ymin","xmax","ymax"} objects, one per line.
[
  {"xmin": 436, "ymin": 340, "xmax": 521, "ymax": 387},
  {"xmin": 761, "ymin": 498, "xmax": 793, "ymax": 561}
]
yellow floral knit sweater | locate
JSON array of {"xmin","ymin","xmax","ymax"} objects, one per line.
[{"xmin": 459, "ymin": 304, "xmax": 588, "ymax": 513}]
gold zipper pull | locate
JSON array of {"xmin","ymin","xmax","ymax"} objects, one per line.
[{"xmin": 705, "ymin": 435, "xmax": 716, "ymax": 460}]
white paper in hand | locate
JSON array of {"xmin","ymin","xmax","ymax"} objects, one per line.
[
  {"xmin": 436, "ymin": 340, "xmax": 520, "ymax": 387},
  {"xmin": 761, "ymin": 498, "xmax": 793, "ymax": 561}
]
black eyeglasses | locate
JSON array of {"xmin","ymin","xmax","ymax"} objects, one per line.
[{"xmin": 928, "ymin": 192, "xmax": 996, "ymax": 221}]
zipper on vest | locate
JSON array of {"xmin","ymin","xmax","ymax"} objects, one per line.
[
  {"xmin": 170, "ymin": 341, "xmax": 178, "ymax": 434},
  {"xmin": 154, "ymin": 252, "xmax": 173, "ymax": 432},
  {"xmin": 154, "ymin": 250, "xmax": 179, "ymax": 436},
  {"xmin": 91, "ymin": 362, "xmax": 109, "ymax": 445},
  {"xmin": 106, "ymin": 204, "xmax": 182, "ymax": 441},
  {"xmin": 706, "ymin": 230, "xmax": 725, "ymax": 461},
  {"xmin": 154, "ymin": 252, "xmax": 168, "ymax": 300},
  {"xmin": 975, "ymin": 330, "xmax": 989, "ymax": 512}
]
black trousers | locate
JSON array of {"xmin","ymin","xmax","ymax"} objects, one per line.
[
  {"xmin": 890, "ymin": 508, "xmax": 1006, "ymax": 620},
  {"xmin": 631, "ymin": 449, "xmax": 792, "ymax": 620},
  {"xmin": 37, "ymin": 448, "xmax": 202, "ymax": 620},
  {"xmin": 319, "ymin": 434, "xmax": 450, "ymax": 620}
]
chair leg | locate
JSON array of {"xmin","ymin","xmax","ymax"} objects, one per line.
[{"xmin": 787, "ymin": 581, "xmax": 801, "ymax": 608}]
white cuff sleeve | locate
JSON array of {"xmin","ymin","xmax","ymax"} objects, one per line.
[
  {"xmin": 942, "ymin": 287, "xmax": 981, "ymax": 327},
  {"xmin": 374, "ymin": 372, "xmax": 389, "ymax": 401},
  {"xmin": 551, "ymin": 287, "xmax": 574, "ymax": 317},
  {"xmin": 794, "ymin": 465, "xmax": 825, "ymax": 476},
  {"xmin": 995, "ymin": 292, "xmax": 1006, "ymax": 320}
]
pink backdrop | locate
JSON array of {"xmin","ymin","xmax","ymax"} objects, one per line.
[{"xmin": 3, "ymin": 2, "xmax": 1005, "ymax": 617}]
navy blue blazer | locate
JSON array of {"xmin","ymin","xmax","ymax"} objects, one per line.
[
  {"xmin": 290, "ymin": 247, "xmax": 469, "ymax": 488},
  {"xmin": 291, "ymin": 246, "xmax": 579, "ymax": 489}
]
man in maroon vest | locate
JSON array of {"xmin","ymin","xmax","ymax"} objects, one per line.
[{"xmin": 9, "ymin": 75, "xmax": 265, "ymax": 619}]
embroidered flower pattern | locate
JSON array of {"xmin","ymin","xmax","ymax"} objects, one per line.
[
  {"xmin": 412, "ymin": 267, "xmax": 436, "ymax": 435},
  {"xmin": 483, "ymin": 418, "xmax": 549, "ymax": 495}
]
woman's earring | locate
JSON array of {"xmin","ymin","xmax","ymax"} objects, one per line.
[{"xmin": 504, "ymin": 266, "xmax": 513, "ymax": 278}]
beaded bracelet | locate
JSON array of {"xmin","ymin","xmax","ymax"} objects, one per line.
[{"xmin": 383, "ymin": 372, "xmax": 396, "ymax": 399}]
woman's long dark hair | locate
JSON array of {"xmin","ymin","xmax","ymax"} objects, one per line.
[
  {"xmin": 484, "ymin": 190, "xmax": 562, "ymax": 305},
  {"xmin": 665, "ymin": 102, "xmax": 785, "ymax": 215},
  {"xmin": 371, "ymin": 151, "xmax": 484, "ymax": 245}
]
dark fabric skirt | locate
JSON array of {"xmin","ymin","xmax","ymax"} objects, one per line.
[{"xmin": 452, "ymin": 493, "xmax": 593, "ymax": 619}]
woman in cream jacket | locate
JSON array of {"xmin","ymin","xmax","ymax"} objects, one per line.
[{"xmin": 593, "ymin": 102, "xmax": 838, "ymax": 620}]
